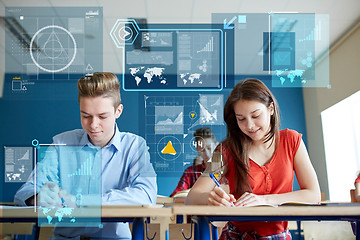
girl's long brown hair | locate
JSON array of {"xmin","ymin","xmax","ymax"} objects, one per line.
[{"xmin": 223, "ymin": 79, "xmax": 280, "ymax": 196}]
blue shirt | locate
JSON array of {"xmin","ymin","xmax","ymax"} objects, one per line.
[{"xmin": 14, "ymin": 125, "xmax": 157, "ymax": 239}]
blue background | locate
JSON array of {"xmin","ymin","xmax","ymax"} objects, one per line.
[{"xmin": 0, "ymin": 73, "xmax": 305, "ymax": 201}]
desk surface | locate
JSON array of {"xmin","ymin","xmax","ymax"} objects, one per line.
[
  {"xmin": 0, "ymin": 205, "xmax": 172, "ymax": 219},
  {"xmin": 172, "ymin": 204, "xmax": 360, "ymax": 217},
  {"xmin": 2, "ymin": 204, "xmax": 360, "ymax": 219},
  {"xmin": 0, "ymin": 205, "xmax": 173, "ymax": 240}
]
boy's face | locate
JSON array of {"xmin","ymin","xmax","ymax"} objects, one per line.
[
  {"xmin": 196, "ymin": 138, "xmax": 217, "ymax": 164},
  {"xmin": 79, "ymin": 96, "xmax": 123, "ymax": 148}
]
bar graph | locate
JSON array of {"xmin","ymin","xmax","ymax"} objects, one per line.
[
  {"xmin": 68, "ymin": 157, "xmax": 92, "ymax": 177},
  {"xmin": 197, "ymin": 37, "xmax": 214, "ymax": 53},
  {"xmin": 299, "ymin": 20, "xmax": 322, "ymax": 42}
]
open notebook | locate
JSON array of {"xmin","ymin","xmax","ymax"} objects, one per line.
[{"xmin": 240, "ymin": 201, "xmax": 321, "ymax": 208}]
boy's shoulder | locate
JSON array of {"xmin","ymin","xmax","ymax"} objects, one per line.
[
  {"xmin": 52, "ymin": 129, "xmax": 147, "ymax": 146},
  {"xmin": 117, "ymin": 131, "xmax": 146, "ymax": 144},
  {"xmin": 112, "ymin": 131, "xmax": 148, "ymax": 153}
]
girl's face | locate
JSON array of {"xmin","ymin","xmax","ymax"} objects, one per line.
[{"xmin": 233, "ymin": 99, "xmax": 274, "ymax": 143}]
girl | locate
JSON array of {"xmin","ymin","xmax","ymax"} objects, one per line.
[
  {"xmin": 185, "ymin": 79, "xmax": 321, "ymax": 239},
  {"xmin": 354, "ymin": 172, "xmax": 360, "ymax": 202}
]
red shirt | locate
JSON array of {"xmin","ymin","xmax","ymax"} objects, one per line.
[
  {"xmin": 224, "ymin": 129, "xmax": 302, "ymax": 236},
  {"xmin": 355, "ymin": 176, "xmax": 360, "ymax": 184},
  {"xmin": 171, "ymin": 163, "xmax": 206, "ymax": 197}
]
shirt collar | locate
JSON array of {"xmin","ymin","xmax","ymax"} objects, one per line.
[
  {"xmin": 79, "ymin": 124, "xmax": 121, "ymax": 151},
  {"xmin": 80, "ymin": 130, "xmax": 92, "ymax": 147},
  {"xmin": 107, "ymin": 124, "xmax": 121, "ymax": 151}
]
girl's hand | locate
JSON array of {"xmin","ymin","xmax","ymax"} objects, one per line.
[
  {"xmin": 208, "ymin": 186, "xmax": 236, "ymax": 207},
  {"xmin": 235, "ymin": 192, "xmax": 267, "ymax": 207}
]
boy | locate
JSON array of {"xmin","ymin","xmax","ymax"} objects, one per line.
[
  {"xmin": 171, "ymin": 127, "xmax": 218, "ymax": 197},
  {"xmin": 14, "ymin": 72, "xmax": 157, "ymax": 239}
]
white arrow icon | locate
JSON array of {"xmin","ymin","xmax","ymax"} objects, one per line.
[
  {"xmin": 118, "ymin": 26, "xmax": 133, "ymax": 41},
  {"xmin": 123, "ymin": 30, "xmax": 130, "ymax": 38}
]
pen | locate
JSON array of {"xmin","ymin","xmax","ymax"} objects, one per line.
[
  {"xmin": 209, "ymin": 173, "xmax": 235, "ymax": 207},
  {"xmin": 60, "ymin": 197, "xmax": 67, "ymax": 208},
  {"xmin": 46, "ymin": 175, "xmax": 67, "ymax": 207}
]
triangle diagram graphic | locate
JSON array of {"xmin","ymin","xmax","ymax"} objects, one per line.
[
  {"xmin": 161, "ymin": 141, "xmax": 177, "ymax": 155},
  {"xmin": 41, "ymin": 29, "xmax": 70, "ymax": 60},
  {"xmin": 86, "ymin": 64, "xmax": 93, "ymax": 71}
]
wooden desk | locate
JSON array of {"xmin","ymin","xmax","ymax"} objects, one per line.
[
  {"xmin": 101, "ymin": 205, "xmax": 173, "ymax": 240},
  {"xmin": 3, "ymin": 204, "xmax": 360, "ymax": 240},
  {"xmin": 0, "ymin": 205, "xmax": 173, "ymax": 240},
  {"xmin": 172, "ymin": 205, "xmax": 360, "ymax": 240}
]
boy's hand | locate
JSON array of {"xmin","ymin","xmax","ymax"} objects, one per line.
[
  {"xmin": 37, "ymin": 182, "xmax": 62, "ymax": 207},
  {"xmin": 59, "ymin": 189, "xmax": 78, "ymax": 208}
]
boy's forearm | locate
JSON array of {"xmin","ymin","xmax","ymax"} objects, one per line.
[{"xmin": 25, "ymin": 195, "xmax": 36, "ymax": 206}]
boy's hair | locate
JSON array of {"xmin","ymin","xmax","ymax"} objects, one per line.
[
  {"xmin": 77, "ymin": 72, "xmax": 121, "ymax": 109},
  {"xmin": 194, "ymin": 127, "xmax": 216, "ymax": 142}
]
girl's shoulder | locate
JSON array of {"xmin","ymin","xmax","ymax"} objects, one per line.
[
  {"xmin": 280, "ymin": 128, "xmax": 302, "ymax": 140},
  {"xmin": 279, "ymin": 129, "xmax": 302, "ymax": 155}
]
